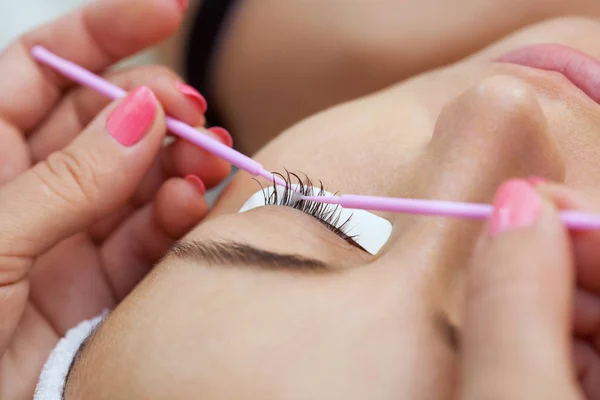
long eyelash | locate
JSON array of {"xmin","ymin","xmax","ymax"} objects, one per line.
[{"xmin": 260, "ymin": 171, "xmax": 359, "ymax": 245}]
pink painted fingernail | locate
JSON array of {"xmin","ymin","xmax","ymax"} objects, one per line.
[
  {"xmin": 208, "ymin": 127, "xmax": 233, "ymax": 147},
  {"xmin": 488, "ymin": 179, "xmax": 541, "ymax": 236},
  {"xmin": 527, "ymin": 176, "xmax": 547, "ymax": 186},
  {"xmin": 176, "ymin": 0, "xmax": 189, "ymax": 12},
  {"xmin": 176, "ymin": 82, "xmax": 207, "ymax": 114},
  {"xmin": 106, "ymin": 86, "xmax": 157, "ymax": 147},
  {"xmin": 185, "ymin": 175, "xmax": 206, "ymax": 195}
]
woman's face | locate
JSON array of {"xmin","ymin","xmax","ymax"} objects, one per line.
[{"xmin": 68, "ymin": 17, "xmax": 600, "ymax": 399}]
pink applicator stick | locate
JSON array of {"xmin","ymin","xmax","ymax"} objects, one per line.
[
  {"xmin": 300, "ymin": 194, "xmax": 600, "ymax": 230},
  {"xmin": 31, "ymin": 47, "xmax": 600, "ymax": 230},
  {"xmin": 31, "ymin": 46, "xmax": 287, "ymax": 187}
]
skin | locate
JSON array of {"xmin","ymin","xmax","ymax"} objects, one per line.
[
  {"xmin": 65, "ymin": 16, "xmax": 600, "ymax": 399},
  {"xmin": 0, "ymin": 0, "xmax": 231, "ymax": 398},
  {"xmin": 208, "ymin": 0, "xmax": 600, "ymax": 154}
]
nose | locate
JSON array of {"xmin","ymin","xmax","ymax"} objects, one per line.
[
  {"xmin": 421, "ymin": 74, "xmax": 565, "ymax": 205},
  {"xmin": 384, "ymin": 75, "xmax": 566, "ymax": 322}
]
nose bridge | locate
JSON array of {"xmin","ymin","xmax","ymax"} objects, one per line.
[
  {"xmin": 380, "ymin": 75, "xmax": 567, "ymax": 330},
  {"xmin": 420, "ymin": 74, "xmax": 565, "ymax": 205}
]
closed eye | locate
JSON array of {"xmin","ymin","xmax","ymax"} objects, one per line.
[{"xmin": 239, "ymin": 172, "xmax": 392, "ymax": 255}]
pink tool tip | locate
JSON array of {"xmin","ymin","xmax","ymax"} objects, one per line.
[{"xmin": 32, "ymin": 45, "xmax": 44, "ymax": 57}]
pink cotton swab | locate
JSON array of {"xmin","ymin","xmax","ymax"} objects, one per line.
[
  {"xmin": 300, "ymin": 194, "xmax": 600, "ymax": 230},
  {"xmin": 30, "ymin": 46, "xmax": 288, "ymax": 187}
]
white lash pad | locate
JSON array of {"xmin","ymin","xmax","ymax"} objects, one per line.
[{"xmin": 239, "ymin": 185, "xmax": 392, "ymax": 255}]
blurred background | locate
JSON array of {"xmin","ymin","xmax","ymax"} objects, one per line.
[{"xmin": 0, "ymin": 0, "xmax": 200, "ymax": 72}]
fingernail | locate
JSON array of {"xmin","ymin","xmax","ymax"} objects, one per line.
[
  {"xmin": 527, "ymin": 176, "xmax": 547, "ymax": 186},
  {"xmin": 208, "ymin": 127, "xmax": 233, "ymax": 147},
  {"xmin": 176, "ymin": 82, "xmax": 207, "ymax": 114},
  {"xmin": 106, "ymin": 87, "xmax": 157, "ymax": 147},
  {"xmin": 185, "ymin": 175, "xmax": 206, "ymax": 195},
  {"xmin": 176, "ymin": 0, "xmax": 189, "ymax": 12},
  {"xmin": 488, "ymin": 179, "xmax": 541, "ymax": 236}
]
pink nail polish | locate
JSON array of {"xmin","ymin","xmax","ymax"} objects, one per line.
[
  {"xmin": 176, "ymin": 0, "xmax": 189, "ymax": 12},
  {"xmin": 527, "ymin": 176, "xmax": 547, "ymax": 186},
  {"xmin": 176, "ymin": 82, "xmax": 207, "ymax": 114},
  {"xmin": 488, "ymin": 179, "xmax": 541, "ymax": 236},
  {"xmin": 208, "ymin": 127, "xmax": 233, "ymax": 148},
  {"xmin": 106, "ymin": 86, "xmax": 157, "ymax": 147},
  {"xmin": 185, "ymin": 175, "xmax": 206, "ymax": 195}
]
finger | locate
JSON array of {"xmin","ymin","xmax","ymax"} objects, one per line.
[
  {"xmin": 573, "ymin": 340, "xmax": 600, "ymax": 399},
  {"xmin": 87, "ymin": 128, "xmax": 230, "ymax": 243},
  {"xmin": 0, "ymin": 86, "xmax": 166, "ymax": 353},
  {"xmin": 459, "ymin": 179, "xmax": 578, "ymax": 400},
  {"xmin": 29, "ymin": 234, "xmax": 116, "ymax": 335},
  {"xmin": 162, "ymin": 129, "xmax": 232, "ymax": 187},
  {"xmin": 119, "ymin": 126, "xmax": 231, "ymax": 208},
  {"xmin": 30, "ymin": 177, "xmax": 208, "ymax": 334},
  {"xmin": 29, "ymin": 65, "xmax": 207, "ymax": 161},
  {"xmin": 0, "ymin": 119, "xmax": 30, "ymax": 184},
  {"xmin": 574, "ymin": 288, "xmax": 600, "ymax": 337},
  {"xmin": 536, "ymin": 183, "xmax": 600, "ymax": 294},
  {"xmin": 0, "ymin": 0, "xmax": 185, "ymax": 133},
  {"xmin": 100, "ymin": 176, "xmax": 208, "ymax": 299}
]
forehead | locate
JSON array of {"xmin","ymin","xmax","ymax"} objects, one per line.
[{"xmin": 69, "ymin": 246, "xmax": 453, "ymax": 399}]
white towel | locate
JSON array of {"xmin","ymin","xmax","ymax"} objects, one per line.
[{"xmin": 34, "ymin": 311, "xmax": 107, "ymax": 400}]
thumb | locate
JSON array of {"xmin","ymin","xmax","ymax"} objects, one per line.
[
  {"xmin": 459, "ymin": 179, "xmax": 579, "ymax": 400},
  {"xmin": 0, "ymin": 86, "xmax": 165, "ymax": 351},
  {"xmin": 0, "ymin": 86, "xmax": 166, "ymax": 279}
]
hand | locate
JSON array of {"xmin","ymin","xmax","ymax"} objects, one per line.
[
  {"xmin": 0, "ymin": 0, "xmax": 230, "ymax": 398},
  {"xmin": 537, "ymin": 182, "xmax": 600, "ymax": 399},
  {"xmin": 458, "ymin": 179, "xmax": 582, "ymax": 399}
]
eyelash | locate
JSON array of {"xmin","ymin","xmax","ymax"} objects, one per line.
[{"xmin": 258, "ymin": 171, "xmax": 359, "ymax": 246}]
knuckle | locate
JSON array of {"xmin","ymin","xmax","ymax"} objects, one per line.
[
  {"xmin": 0, "ymin": 254, "xmax": 31, "ymax": 285},
  {"xmin": 34, "ymin": 149, "xmax": 102, "ymax": 213},
  {"xmin": 122, "ymin": 65, "xmax": 179, "ymax": 87},
  {"xmin": 149, "ymin": 65, "xmax": 177, "ymax": 78}
]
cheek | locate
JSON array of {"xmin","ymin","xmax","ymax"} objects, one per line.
[
  {"xmin": 248, "ymin": 93, "xmax": 430, "ymax": 197},
  {"xmin": 547, "ymin": 104, "xmax": 600, "ymax": 187}
]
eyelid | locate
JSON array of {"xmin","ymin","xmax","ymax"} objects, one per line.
[{"xmin": 239, "ymin": 185, "xmax": 392, "ymax": 255}]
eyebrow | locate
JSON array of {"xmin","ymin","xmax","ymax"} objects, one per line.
[
  {"xmin": 62, "ymin": 240, "xmax": 329, "ymax": 396},
  {"xmin": 163, "ymin": 239, "xmax": 332, "ymax": 272}
]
